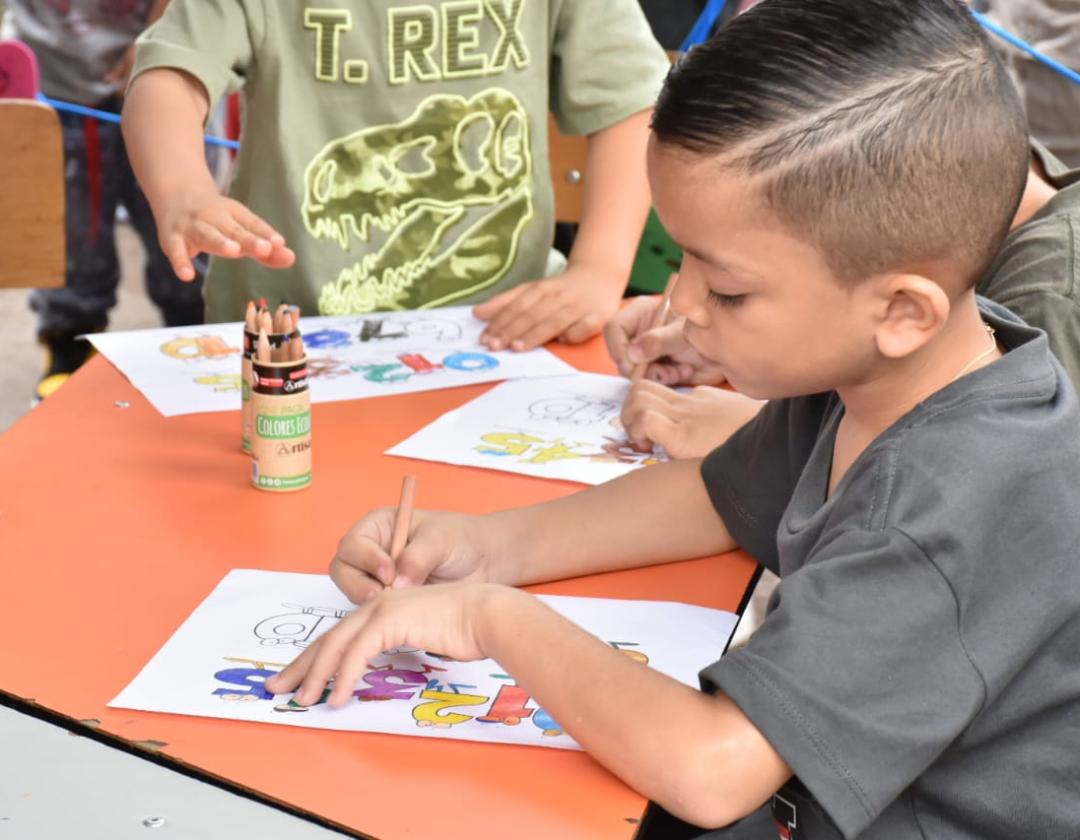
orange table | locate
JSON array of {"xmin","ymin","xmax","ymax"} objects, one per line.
[{"xmin": 0, "ymin": 337, "xmax": 758, "ymax": 840}]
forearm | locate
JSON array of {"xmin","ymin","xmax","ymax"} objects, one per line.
[
  {"xmin": 485, "ymin": 457, "xmax": 734, "ymax": 585},
  {"xmin": 122, "ymin": 69, "xmax": 217, "ymax": 217},
  {"xmin": 479, "ymin": 588, "xmax": 789, "ymax": 827},
  {"xmin": 569, "ymin": 110, "xmax": 654, "ymax": 292}
]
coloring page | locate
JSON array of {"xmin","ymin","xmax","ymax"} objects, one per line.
[
  {"xmin": 110, "ymin": 570, "xmax": 738, "ymax": 750},
  {"xmin": 86, "ymin": 307, "xmax": 575, "ymax": 417},
  {"xmin": 388, "ymin": 373, "xmax": 668, "ymax": 485}
]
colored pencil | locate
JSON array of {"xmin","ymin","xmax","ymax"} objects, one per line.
[
  {"xmin": 630, "ymin": 273, "xmax": 679, "ymax": 383},
  {"xmin": 388, "ymin": 475, "xmax": 418, "ymax": 563},
  {"xmin": 256, "ymin": 328, "xmax": 271, "ymax": 363}
]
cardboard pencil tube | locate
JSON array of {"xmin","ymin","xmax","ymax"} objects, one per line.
[{"xmin": 250, "ymin": 354, "xmax": 311, "ymax": 493}]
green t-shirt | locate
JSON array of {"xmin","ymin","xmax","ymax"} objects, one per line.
[
  {"xmin": 977, "ymin": 142, "xmax": 1080, "ymax": 395},
  {"xmin": 132, "ymin": 0, "xmax": 669, "ymax": 322}
]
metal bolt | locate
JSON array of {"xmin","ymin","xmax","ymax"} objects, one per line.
[
  {"xmin": 565, "ymin": 169, "xmax": 582, "ymax": 185},
  {"xmin": 142, "ymin": 817, "xmax": 167, "ymax": 828},
  {"xmin": 115, "ymin": 400, "xmax": 130, "ymax": 408}
]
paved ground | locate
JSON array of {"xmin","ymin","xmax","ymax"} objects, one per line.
[{"xmin": 0, "ymin": 223, "xmax": 160, "ymax": 435}]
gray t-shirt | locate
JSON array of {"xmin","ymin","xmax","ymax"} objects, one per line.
[
  {"xmin": 3, "ymin": 0, "xmax": 154, "ymax": 104},
  {"xmin": 699, "ymin": 301, "xmax": 1080, "ymax": 839},
  {"xmin": 977, "ymin": 143, "xmax": 1080, "ymax": 395}
]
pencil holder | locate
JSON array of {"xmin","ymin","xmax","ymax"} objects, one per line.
[
  {"xmin": 250, "ymin": 355, "xmax": 312, "ymax": 492},
  {"xmin": 242, "ymin": 328, "xmax": 297, "ymax": 453}
]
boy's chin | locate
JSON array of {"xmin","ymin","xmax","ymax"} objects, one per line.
[{"xmin": 726, "ymin": 376, "xmax": 784, "ymax": 402}]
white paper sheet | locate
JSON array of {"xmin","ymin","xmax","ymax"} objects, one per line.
[
  {"xmin": 86, "ymin": 307, "xmax": 576, "ymax": 417},
  {"xmin": 110, "ymin": 570, "xmax": 737, "ymax": 751},
  {"xmin": 387, "ymin": 372, "xmax": 669, "ymax": 485}
]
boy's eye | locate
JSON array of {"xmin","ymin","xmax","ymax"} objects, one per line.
[{"xmin": 706, "ymin": 290, "xmax": 747, "ymax": 309}]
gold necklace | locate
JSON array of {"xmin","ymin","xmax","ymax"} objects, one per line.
[{"xmin": 950, "ymin": 322, "xmax": 999, "ymax": 383}]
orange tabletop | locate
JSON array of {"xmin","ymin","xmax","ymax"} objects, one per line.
[{"xmin": 0, "ymin": 336, "xmax": 758, "ymax": 840}]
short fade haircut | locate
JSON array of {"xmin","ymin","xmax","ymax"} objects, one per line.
[{"xmin": 652, "ymin": 0, "xmax": 1029, "ymax": 287}]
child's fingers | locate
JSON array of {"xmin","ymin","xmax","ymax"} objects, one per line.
[
  {"xmin": 259, "ymin": 244, "xmax": 296, "ymax": 270},
  {"xmin": 220, "ymin": 219, "xmax": 272, "ymax": 259},
  {"xmin": 480, "ymin": 286, "xmax": 548, "ymax": 348},
  {"xmin": 162, "ymin": 233, "xmax": 197, "ymax": 281},
  {"xmin": 234, "ymin": 204, "xmax": 287, "ymax": 247},
  {"xmin": 191, "ymin": 219, "xmax": 242, "ymax": 257},
  {"xmin": 472, "ymin": 285, "xmax": 524, "ymax": 322},
  {"xmin": 330, "ymin": 551, "xmax": 391, "ymax": 604},
  {"xmin": 331, "ymin": 517, "xmax": 398, "ymax": 602},
  {"xmin": 327, "ymin": 620, "xmax": 384, "ymax": 707},
  {"xmin": 604, "ymin": 297, "xmax": 663, "ymax": 372},
  {"xmin": 293, "ymin": 617, "xmax": 364, "ymax": 706},
  {"xmin": 603, "ymin": 320, "xmax": 634, "ymax": 376},
  {"xmin": 559, "ymin": 312, "xmax": 606, "ymax": 345},
  {"xmin": 390, "ymin": 541, "xmax": 443, "ymax": 589},
  {"xmin": 623, "ymin": 380, "xmax": 679, "ymax": 422},
  {"xmin": 506, "ymin": 308, "xmax": 574, "ymax": 351},
  {"xmin": 627, "ymin": 321, "xmax": 688, "ymax": 367},
  {"xmin": 487, "ymin": 292, "xmax": 566, "ymax": 350},
  {"xmin": 631, "ymin": 378, "xmax": 680, "ymax": 405},
  {"xmin": 639, "ymin": 410, "xmax": 682, "ymax": 456},
  {"xmin": 622, "ymin": 384, "xmax": 677, "ymax": 449},
  {"xmin": 264, "ymin": 643, "xmax": 319, "ymax": 695}
]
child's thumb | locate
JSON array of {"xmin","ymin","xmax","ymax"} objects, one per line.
[{"xmin": 391, "ymin": 545, "xmax": 438, "ymax": 589}]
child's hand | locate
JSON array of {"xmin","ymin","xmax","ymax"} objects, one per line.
[
  {"xmin": 604, "ymin": 296, "xmax": 726, "ymax": 386},
  {"xmin": 472, "ymin": 265, "xmax": 622, "ymax": 351},
  {"xmin": 330, "ymin": 509, "xmax": 496, "ymax": 604},
  {"xmin": 158, "ymin": 189, "xmax": 296, "ymax": 281},
  {"xmin": 622, "ymin": 381, "xmax": 766, "ymax": 458},
  {"xmin": 264, "ymin": 582, "xmax": 512, "ymax": 707}
]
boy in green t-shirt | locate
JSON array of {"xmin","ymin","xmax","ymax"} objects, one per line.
[{"xmin": 121, "ymin": 0, "xmax": 669, "ymax": 351}]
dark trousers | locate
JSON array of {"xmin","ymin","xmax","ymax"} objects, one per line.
[{"xmin": 31, "ymin": 97, "xmax": 206, "ymax": 337}]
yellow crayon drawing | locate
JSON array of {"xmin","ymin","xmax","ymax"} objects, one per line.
[
  {"xmin": 162, "ymin": 335, "xmax": 240, "ymax": 361},
  {"xmin": 475, "ymin": 432, "xmax": 667, "ymax": 467},
  {"xmin": 194, "ymin": 373, "xmax": 242, "ymax": 393}
]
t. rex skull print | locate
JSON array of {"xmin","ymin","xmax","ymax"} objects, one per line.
[{"xmin": 303, "ymin": 88, "xmax": 534, "ymax": 314}]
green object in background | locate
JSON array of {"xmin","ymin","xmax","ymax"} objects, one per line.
[{"xmin": 627, "ymin": 208, "xmax": 682, "ymax": 295}]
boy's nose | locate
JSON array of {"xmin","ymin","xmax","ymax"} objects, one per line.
[{"xmin": 670, "ymin": 268, "xmax": 708, "ymax": 326}]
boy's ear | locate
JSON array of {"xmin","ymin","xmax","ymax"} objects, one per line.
[{"xmin": 873, "ymin": 274, "xmax": 950, "ymax": 360}]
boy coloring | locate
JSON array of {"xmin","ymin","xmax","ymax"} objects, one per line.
[
  {"xmin": 606, "ymin": 138, "xmax": 1080, "ymax": 459},
  {"xmin": 268, "ymin": 1, "xmax": 1080, "ymax": 837},
  {"xmin": 121, "ymin": 0, "xmax": 668, "ymax": 351}
]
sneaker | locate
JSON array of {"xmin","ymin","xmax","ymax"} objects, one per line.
[{"xmin": 35, "ymin": 331, "xmax": 99, "ymax": 402}]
